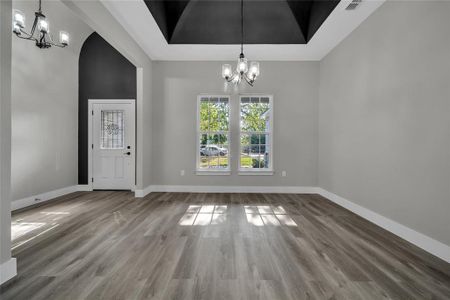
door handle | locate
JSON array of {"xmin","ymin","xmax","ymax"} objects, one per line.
[{"xmin": 124, "ymin": 152, "xmax": 131, "ymax": 156}]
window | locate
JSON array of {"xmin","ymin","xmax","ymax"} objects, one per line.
[
  {"xmin": 197, "ymin": 96, "xmax": 230, "ymax": 173},
  {"xmin": 100, "ymin": 110, "xmax": 124, "ymax": 149},
  {"xmin": 239, "ymin": 95, "xmax": 273, "ymax": 173}
]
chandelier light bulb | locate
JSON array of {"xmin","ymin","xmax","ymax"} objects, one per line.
[
  {"xmin": 13, "ymin": 10, "xmax": 25, "ymax": 29},
  {"xmin": 222, "ymin": 64, "xmax": 232, "ymax": 79},
  {"xmin": 249, "ymin": 62, "xmax": 260, "ymax": 78},
  {"xmin": 13, "ymin": 22, "xmax": 21, "ymax": 34},
  {"xmin": 59, "ymin": 31, "xmax": 69, "ymax": 45},
  {"xmin": 237, "ymin": 56, "xmax": 248, "ymax": 74},
  {"xmin": 38, "ymin": 18, "xmax": 49, "ymax": 33}
]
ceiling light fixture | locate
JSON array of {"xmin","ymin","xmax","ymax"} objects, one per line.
[
  {"xmin": 12, "ymin": 0, "xmax": 69, "ymax": 49},
  {"xmin": 221, "ymin": 0, "xmax": 260, "ymax": 86}
]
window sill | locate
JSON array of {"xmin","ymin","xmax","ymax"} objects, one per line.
[
  {"xmin": 196, "ymin": 170, "xmax": 231, "ymax": 176},
  {"xmin": 238, "ymin": 170, "xmax": 274, "ymax": 176}
]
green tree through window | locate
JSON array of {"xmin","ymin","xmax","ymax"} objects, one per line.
[
  {"xmin": 198, "ymin": 97, "xmax": 230, "ymax": 170},
  {"xmin": 240, "ymin": 96, "xmax": 272, "ymax": 170}
]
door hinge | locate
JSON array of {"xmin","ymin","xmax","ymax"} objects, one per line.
[
  {"xmin": 91, "ymin": 144, "xmax": 94, "ymax": 149},
  {"xmin": 91, "ymin": 110, "xmax": 94, "ymax": 116},
  {"xmin": 91, "ymin": 178, "xmax": 94, "ymax": 183}
]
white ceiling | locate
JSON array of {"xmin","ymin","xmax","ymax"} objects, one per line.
[{"xmin": 100, "ymin": 0, "xmax": 385, "ymax": 61}]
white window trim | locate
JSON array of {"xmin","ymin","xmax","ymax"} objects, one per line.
[
  {"xmin": 238, "ymin": 170, "xmax": 274, "ymax": 176},
  {"xmin": 196, "ymin": 170, "xmax": 231, "ymax": 176},
  {"xmin": 196, "ymin": 95, "xmax": 231, "ymax": 174},
  {"xmin": 238, "ymin": 94, "xmax": 274, "ymax": 175}
]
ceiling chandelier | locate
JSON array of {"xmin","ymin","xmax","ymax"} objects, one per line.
[
  {"xmin": 12, "ymin": 0, "xmax": 69, "ymax": 49},
  {"xmin": 221, "ymin": 0, "xmax": 260, "ymax": 86}
]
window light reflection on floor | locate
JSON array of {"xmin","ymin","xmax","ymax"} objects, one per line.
[
  {"xmin": 11, "ymin": 221, "xmax": 46, "ymax": 240},
  {"xmin": 245, "ymin": 205, "xmax": 297, "ymax": 227},
  {"xmin": 179, "ymin": 205, "xmax": 228, "ymax": 226},
  {"xmin": 12, "ymin": 224, "xmax": 60, "ymax": 250},
  {"xmin": 11, "ymin": 211, "xmax": 70, "ymax": 249},
  {"xmin": 178, "ymin": 204, "xmax": 297, "ymax": 227}
]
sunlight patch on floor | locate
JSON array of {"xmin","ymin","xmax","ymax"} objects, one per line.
[
  {"xmin": 245, "ymin": 205, "xmax": 297, "ymax": 227},
  {"xmin": 12, "ymin": 224, "xmax": 60, "ymax": 250},
  {"xmin": 178, "ymin": 204, "xmax": 297, "ymax": 227},
  {"xmin": 179, "ymin": 205, "xmax": 228, "ymax": 226},
  {"xmin": 11, "ymin": 221, "xmax": 46, "ymax": 240},
  {"xmin": 11, "ymin": 211, "xmax": 71, "ymax": 248}
]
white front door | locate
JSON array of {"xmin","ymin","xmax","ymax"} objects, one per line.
[{"xmin": 90, "ymin": 101, "xmax": 135, "ymax": 190}]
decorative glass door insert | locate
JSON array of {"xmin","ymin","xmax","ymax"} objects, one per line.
[{"xmin": 100, "ymin": 110, "xmax": 124, "ymax": 149}]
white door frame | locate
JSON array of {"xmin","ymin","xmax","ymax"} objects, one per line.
[{"xmin": 88, "ymin": 99, "xmax": 136, "ymax": 191}]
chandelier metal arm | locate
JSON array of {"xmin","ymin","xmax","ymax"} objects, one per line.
[
  {"xmin": 40, "ymin": 34, "xmax": 66, "ymax": 48},
  {"xmin": 15, "ymin": 31, "xmax": 67, "ymax": 49},
  {"xmin": 224, "ymin": 73, "xmax": 238, "ymax": 83},
  {"xmin": 16, "ymin": 29, "xmax": 38, "ymax": 42},
  {"xmin": 44, "ymin": 28, "xmax": 67, "ymax": 48},
  {"xmin": 49, "ymin": 35, "xmax": 67, "ymax": 48},
  {"xmin": 243, "ymin": 74, "xmax": 254, "ymax": 87},
  {"xmin": 224, "ymin": 72, "xmax": 254, "ymax": 87},
  {"xmin": 30, "ymin": 12, "xmax": 39, "ymax": 34},
  {"xmin": 15, "ymin": 14, "xmax": 38, "ymax": 41},
  {"xmin": 39, "ymin": 34, "xmax": 46, "ymax": 45},
  {"xmin": 51, "ymin": 43, "xmax": 67, "ymax": 48}
]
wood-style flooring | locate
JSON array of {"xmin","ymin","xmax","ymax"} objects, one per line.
[{"xmin": 1, "ymin": 191, "xmax": 449, "ymax": 299}]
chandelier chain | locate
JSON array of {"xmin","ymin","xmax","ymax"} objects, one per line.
[{"xmin": 241, "ymin": 0, "xmax": 244, "ymax": 55}]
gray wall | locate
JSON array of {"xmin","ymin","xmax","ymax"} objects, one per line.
[
  {"xmin": 11, "ymin": 0, "xmax": 92, "ymax": 201},
  {"xmin": 318, "ymin": 1, "xmax": 450, "ymax": 245},
  {"xmin": 152, "ymin": 61, "xmax": 319, "ymax": 186},
  {"xmin": 0, "ymin": 0, "xmax": 12, "ymax": 266}
]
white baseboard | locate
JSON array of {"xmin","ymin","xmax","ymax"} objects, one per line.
[
  {"xmin": 76, "ymin": 185, "xmax": 93, "ymax": 192},
  {"xmin": 135, "ymin": 185, "xmax": 318, "ymax": 198},
  {"xmin": 316, "ymin": 188, "xmax": 450, "ymax": 263},
  {"xmin": 135, "ymin": 185, "xmax": 153, "ymax": 198},
  {"xmin": 0, "ymin": 258, "xmax": 17, "ymax": 285},
  {"xmin": 11, "ymin": 185, "xmax": 90, "ymax": 211}
]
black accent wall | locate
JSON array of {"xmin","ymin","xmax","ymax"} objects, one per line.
[
  {"xmin": 78, "ymin": 32, "xmax": 136, "ymax": 184},
  {"xmin": 144, "ymin": 0, "xmax": 340, "ymax": 44}
]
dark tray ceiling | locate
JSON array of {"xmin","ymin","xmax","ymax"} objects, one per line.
[{"xmin": 144, "ymin": 0, "xmax": 340, "ymax": 44}]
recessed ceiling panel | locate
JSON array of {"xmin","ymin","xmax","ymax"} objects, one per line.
[{"xmin": 144, "ymin": 0, "xmax": 340, "ymax": 44}]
